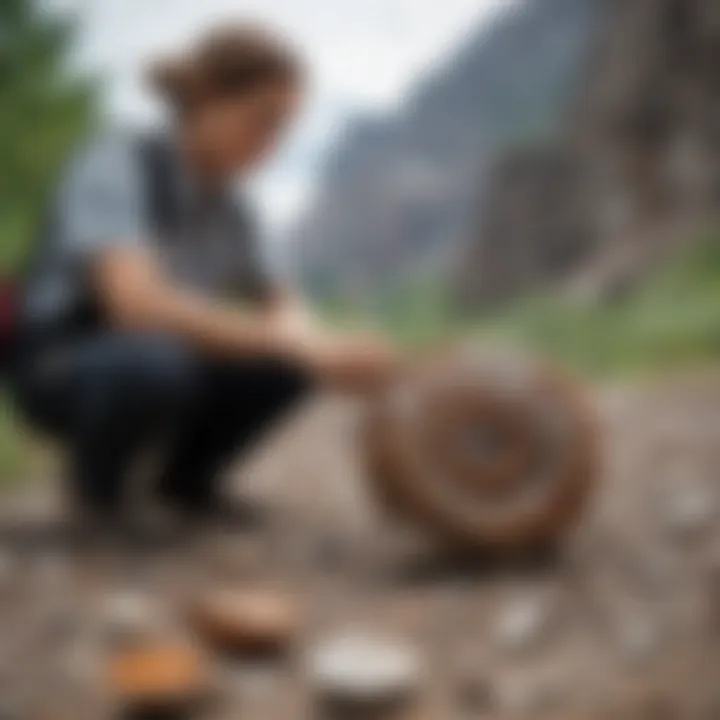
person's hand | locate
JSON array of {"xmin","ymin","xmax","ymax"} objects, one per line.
[
  {"xmin": 304, "ymin": 330, "xmax": 401, "ymax": 394},
  {"xmin": 268, "ymin": 299, "xmax": 321, "ymax": 340},
  {"xmin": 263, "ymin": 301, "xmax": 401, "ymax": 394},
  {"xmin": 272, "ymin": 321, "xmax": 400, "ymax": 394}
]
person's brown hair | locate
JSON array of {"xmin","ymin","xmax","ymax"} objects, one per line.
[{"xmin": 148, "ymin": 23, "xmax": 304, "ymax": 114}]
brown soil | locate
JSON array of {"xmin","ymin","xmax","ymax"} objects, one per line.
[{"xmin": 0, "ymin": 379, "xmax": 718, "ymax": 719}]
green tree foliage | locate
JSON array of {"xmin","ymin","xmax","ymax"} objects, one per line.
[{"xmin": 0, "ymin": 0, "xmax": 95, "ymax": 272}]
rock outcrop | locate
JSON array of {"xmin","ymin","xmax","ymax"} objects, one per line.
[
  {"xmin": 455, "ymin": 146, "xmax": 596, "ymax": 309},
  {"xmin": 293, "ymin": 0, "xmax": 720, "ymax": 308},
  {"xmin": 291, "ymin": 0, "xmax": 600, "ymax": 301},
  {"xmin": 458, "ymin": 0, "xmax": 720, "ymax": 307}
]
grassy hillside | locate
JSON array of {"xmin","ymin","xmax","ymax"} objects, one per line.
[
  {"xmin": 479, "ymin": 238, "xmax": 720, "ymax": 377},
  {"xmin": 343, "ymin": 234, "xmax": 720, "ymax": 379}
]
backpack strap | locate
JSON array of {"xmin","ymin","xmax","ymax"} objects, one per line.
[{"xmin": 139, "ymin": 133, "xmax": 181, "ymax": 237}]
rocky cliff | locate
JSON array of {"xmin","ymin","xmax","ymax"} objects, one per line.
[
  {"xmin": 459, "ymin": 0, "xmax": 720, "ymax": 307},
  {"xmin": 455, "ymin": 145, "xmax": 596, "ymax": 308},
  {"xmin": 292, "ymin": 0, "xmax": 600, "ymax": 301}
]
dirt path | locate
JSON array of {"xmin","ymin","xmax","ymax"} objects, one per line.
[{"xmin": 0, "ymin": 377, "xmax": 719, "ymax": 718}]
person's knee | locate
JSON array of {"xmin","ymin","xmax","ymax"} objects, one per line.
[
  {"xmin": 107, "ymin": 334, "xmax": 200, "ymax": 413},
  {"xmin": 249, "ymin": 357, "xmax": 312, "ymax": 407},
  {"xmin": 215, "ymin": 356, "xmax": 312, "ymax": 408},
  {"xmin": 269, "ymin": 359, "xmax": 312, "ymax": 405}
]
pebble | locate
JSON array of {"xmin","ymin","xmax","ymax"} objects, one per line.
[
  {"xmin": 307, "ymin": 632, "xmax": 421, "ymax": 707},
  {"xmin": 616, "ymin": 616, "xmax": 662, "ymax": 666},
  {"xmin": 661, "ymin": 489, "xmax": 715, "ymax": 539},
  {"xmin": 494, "ymin": 597, "xmax": 555, "ymax": 654},
  {"xmin": 190, "ymin": 589, "xmax": 299, "ymax": 655},
  {"xmin": 98, "ymin": 591, "xmax": 161, "ymax": 645}
]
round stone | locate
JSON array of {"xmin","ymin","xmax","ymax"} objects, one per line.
[
  {"xmin": 189, "ymin": 589, "xmax": 299, "ymax": 655},
  {"xmin": 362, "ymin": 345, "xmax": 599, "ymax": 553}
]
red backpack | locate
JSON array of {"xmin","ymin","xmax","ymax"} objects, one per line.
[{"xmin": 0, "ymin": 276, "xmax": 19, "ymax": 371}]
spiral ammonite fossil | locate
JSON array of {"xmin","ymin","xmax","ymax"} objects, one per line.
[{"xmin": 363, "ymin": 345, "xmax": 599, "ymax": 553}]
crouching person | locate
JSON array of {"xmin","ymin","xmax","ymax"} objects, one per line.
[{"xmin": 11, "ymin": 24, "xmax": 396, "ymax": 531}]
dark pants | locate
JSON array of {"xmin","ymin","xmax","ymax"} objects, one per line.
[{"xmin": 13, "ymin": 332, "xmax": 310, "ymax": 513}]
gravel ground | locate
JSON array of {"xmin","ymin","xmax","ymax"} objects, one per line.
[{"xmin": 0, "ymin": 377, "xmax": 718, "ymax": 719}]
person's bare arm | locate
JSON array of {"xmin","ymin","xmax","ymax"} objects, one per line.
[
  {"xmin": 93, "ymin": 246, "xmax": 293, "ymax": 358},
  {"xmin": 263, "ymin": 287, "xmax": 320, "ymax": 335},
  {"xmin": 261, "ymin": 287, "xmax": 403, "ymax": 392},
  {"xmin": 94, "ymin": 245, "xmax": 400, "ymax": 392}
]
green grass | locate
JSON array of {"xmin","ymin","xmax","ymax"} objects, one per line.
[
  {"xmin": 0, "ymin": 395, "xmax": 51, "ymax": 485},
  {"xmin": 322, "ymin": 234, "xmax": 720, "ymax": 380},
  {"xmin": 476, "ymin": 239, "xmax": 720, "ymax": 377}
]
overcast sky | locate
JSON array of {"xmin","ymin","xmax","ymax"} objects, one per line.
[{"xmin": 49, "ymin": 0, "xmax": 516, "ymax": 235}]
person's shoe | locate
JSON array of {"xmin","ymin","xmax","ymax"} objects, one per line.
[
  {"xmin": 168, "ymin": 492, "xmax": 270, "ymax": 533},
  {"xmin": 63, "ymin": 502, "xmax": 126, "ymax": 549},
  {"xmin": 65, "ymin": 494, "xmax": 182, "ymax": 551}
]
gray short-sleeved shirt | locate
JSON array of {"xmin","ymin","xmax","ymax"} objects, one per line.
[{"xmin": 23, "ymin": 129, "xmax": 274, "ymax": 331}]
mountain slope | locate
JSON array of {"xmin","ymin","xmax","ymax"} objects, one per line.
[{"xmin": 292, "ymin": 0, "xmax": 600, "ymax": 300}]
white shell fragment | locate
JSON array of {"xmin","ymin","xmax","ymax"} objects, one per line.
[
  {"xmin": 98, "ymin": 591, "xmax": 161, "ymax": 643},
  {"xmin": 495, "ymin": 597, "xmax": 554, "ymax": 654},
  {"xmin": 616, "ymin": 616, "xmax": 661, "ymax": 666},
  {"xmin": 307, "ymin": 632, "xmax": 421, "ymax": 706},
  {"xmin": 661, "ymin": 488, "xmax": 715, "ymax": 540}
]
